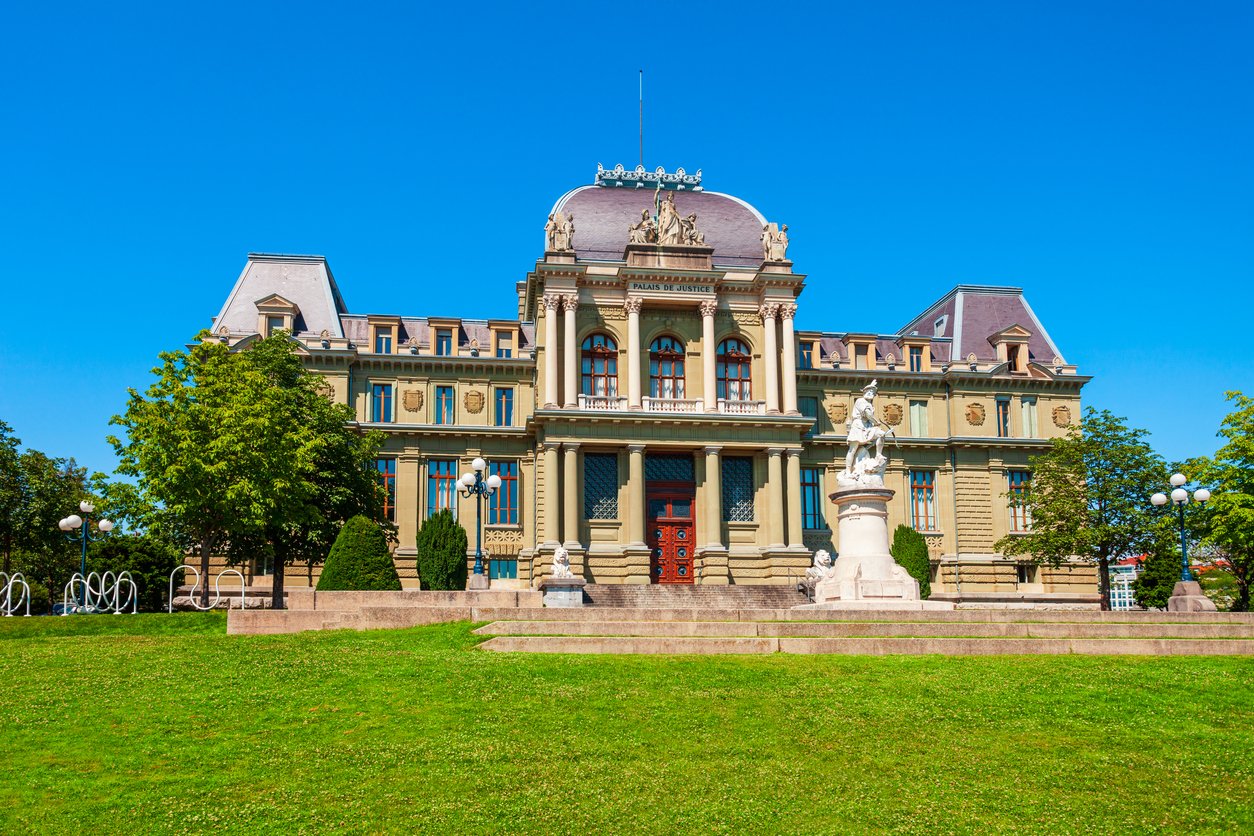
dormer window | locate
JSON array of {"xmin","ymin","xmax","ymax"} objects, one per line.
[
  {"xmin": 842, "ymin": 334, "xmax": 877, "ymax": 372},
  {"xmin": 934, "ymin": 315, "xmax": 948, "ymax": 338},
  {"xmin": 374, "ymin": 331, "xmax": 393, "ymax": 354},
  {"xmin": 367, "ymin": 317, "xmax": 399, "ymax": 356},
  {"xmin": 265, "ymin": 315, "xmax": 286, "ymax": 337},
  {"xmin": 435, "ymin": 329, "xmax": 453, "ymax": 356},
  {"xmin": 496, "ymin": 331, "xmax": 513, "ymax": 358},
  {"xmin": 255, "ymin": 294, "xmax": 299, "ymax": 337},
  {"xmin": 798, "ymin": 341, "xmax": 815, "ymax": 369},
  {"xmin": 909, "ymin": 346, "xmax": 923, "ymax": 372},
  {"xmin": 988, "ymin": 324, "xmax": 1033, "ymax": 374},
  {"xmin": 854, "ymin": 345, "xmax": 869, "ymax": 370}
]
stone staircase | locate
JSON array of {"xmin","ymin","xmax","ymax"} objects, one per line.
[
  {"xmin": 474, "ymin": 609, "xmax": 1254, "ymax": 655},
  {"xmin": 582, "ymin": 583, "xmax": 808, "ymax": 609}
]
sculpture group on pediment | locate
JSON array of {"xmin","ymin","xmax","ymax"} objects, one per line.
[
  {"xmin": 657, "ymin": 191, "xmax": 683, "ymax": 245},
  {"xmin": 627, "ymin": 192, "xmax": 705, "ymax": 247},
  {"xmin": 628, "ymin": 209, "xmax": 656, "ymax": 244},
  {"xmin": 681, "ymin": 213, "xmax": 705, "ymax": 245},
  {"xmin": 545, "ymin": 211, "xmax": 575, "ymax": 252},
  {"xmin": 761, "ymin": 222, "xmax": 790, "ymax": 261}
]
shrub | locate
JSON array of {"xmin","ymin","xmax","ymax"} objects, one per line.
[
  {"xmin": 890, "ymin": 524, "xmax": 931, "ymax": 599},
  {"xmin": 316, "ymin": 516, "xmax": 401, "ymax": 591},
  {"xmin": 416, "ymin": 509, "xmax": 468, "ymax": 591},
  {"xmin": 1132, "ymin": 550, "xmax": 1182, "ymax": 610}
]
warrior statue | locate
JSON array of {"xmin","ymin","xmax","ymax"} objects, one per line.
[{"xmin": 844, "ymin": 380, "xmax": 892, "ymax": 476}]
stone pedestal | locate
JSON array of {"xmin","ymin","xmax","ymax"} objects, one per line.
[
  {"xmin": 1167, "ymin": 580, "xmax": 1217, "ymax": 612},
  {"xmin": 466, "ymin": 573, "xmax": 490, "ymax": 591},
  {"xmin": 813, "ymin": 487, "xmax": 922, "ymax": 604},
  {"xmin": 539, "ymin": 577, "xmax": 586, "ymax": 608}
]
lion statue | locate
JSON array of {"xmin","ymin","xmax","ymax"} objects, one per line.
[
  {"xmin": 806, "ymin": 549, "xmax": 833, "ymax": 580},
  {"xmin": 551, "ymin": 546, "xmax": 573, "ymax": 579}
]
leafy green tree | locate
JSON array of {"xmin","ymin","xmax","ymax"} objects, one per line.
[
  {"xmin": 88, "ymin": 534, "xmax": 183, "ymax": 612},
  {"xmin": 316, "ymin": 516, "xmax": 401, "ymax": 591},
  {"xmin": 890, "ymin": 523, "xmax": 931, "ymax": 599},
  {"xmin": 9, "ymin": 450, "xmax": 93, "ymax": 609},
  {"xmin": 0, "ymin": 421, "xmax": 21, "ymax": 574},
  {"xmin": 996, "ymin": 409, "xmax": 1168, "ymax": 610},
  {"xmin": 1191, "ymin": 392, "xmax": 1254, "ymax": 611},
  {"xmin": 416, "ymin": 509, "xmax": 468, "ymax": 590}
]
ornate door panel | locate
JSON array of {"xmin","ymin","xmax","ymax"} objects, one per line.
[{"xmin": 647, "ymin": 492, "xmax": 695, "ymax": 584}]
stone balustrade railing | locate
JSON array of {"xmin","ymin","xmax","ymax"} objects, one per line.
[
  {"xmin": 642, "ymin": 397, "xmax": 704, "ymax": 413},
  {"xmin": 718, "ymin": 398, "xmax": 766, "ymax": 415},
  {"xmin": 577, "ymin": 394, "xmax": 628, "ymax": 411}
]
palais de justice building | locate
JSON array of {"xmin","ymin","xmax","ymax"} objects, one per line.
[{"xmin": 211, "ymin": 165, "xmax": 1095, "ymax": 600}]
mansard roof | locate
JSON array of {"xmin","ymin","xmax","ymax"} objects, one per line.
[
  {"xmin": 213, "ymin": 253, "xmax": 348, "ymax": 338},
  {"xmin": 898, "ymin": 285, "xmax": 1065, "ymax": 365}
]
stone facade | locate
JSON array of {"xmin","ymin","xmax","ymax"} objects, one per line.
[{"xmin": 208, "ymin": 168, "xmax": 1095, "ymax": 600}]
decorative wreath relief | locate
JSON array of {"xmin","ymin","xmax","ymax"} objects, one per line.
[{"xmin": 403, "ymin": 389, "xmax": 424, "ymax": 412}]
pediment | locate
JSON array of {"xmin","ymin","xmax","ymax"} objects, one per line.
[
  {"xmin": 255, "ymin": 294, "xmax": 301, "ymax": 314},
  {"xmin": 988, "ymin": 323, "xmax": 1032, "ymax": 344}
]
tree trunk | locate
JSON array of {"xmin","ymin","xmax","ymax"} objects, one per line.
[
  {"xmin": 1098, "ymin": 555, "xmax": 1111, "ymax": 611},
  {"xmin": 1235, "ymin": 575, "xmax": 1250, "ymax": 613},
  {"xmin": 199, "ymin": 535, "xmax": 212, "ymax": 608},
  {"xmin": 270, "ymin": 547, "xmax": 286, "ymax": 610}
]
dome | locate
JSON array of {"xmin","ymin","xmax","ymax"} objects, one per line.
[{"xmin": 551, "ymin": 172, "xmax": 767, "ymax": 268}]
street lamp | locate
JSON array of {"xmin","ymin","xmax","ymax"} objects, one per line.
[
  {"xmin": 1150, "ymin": 473, "xmax": 1209, "ymax": 582},
  {"xmin": 58, "ymin": 500, "xmax": 114, "ymax": 581},
  {"xmin": 459, "ymin": 457, "xmax": 501, "ymax": 587}
]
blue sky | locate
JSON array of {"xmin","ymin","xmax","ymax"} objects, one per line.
[{"xmin": 1, "ymin": 1, "xmax": 1251, "ymax": 475}]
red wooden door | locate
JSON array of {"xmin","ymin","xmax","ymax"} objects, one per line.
[{"xmin": 647, "ymin": 492, "xmax": 695, "ymax": 584}]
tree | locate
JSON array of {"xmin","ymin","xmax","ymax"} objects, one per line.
[
  {"xmin": 316, "ymin": 516, "xmax": 401, "ymax": 591},
  {"xmin": 1131, "ymin": 551, "xmax": 1178, "ymax": 610},
  {"xmin": 416, "ymin": 509, "xmax": 468, "ymax": 590},
  {"xmin": 890, "ymin": 524, "xmax": 931, "ymax": 599},
  {"xmin": 0, "ymin": 421, "xmax": 21, "ymax": 574},
  {"xmin": 9, "ymin": 450, "xmax": 93, "ymax": 610},
  {"xmin": 995, "ymin": 409, "xmax": 1168, "ymax": 610},
  {"xmin": 1192, "ymin": 392, "xmax": 1254, "ymax": 611}
]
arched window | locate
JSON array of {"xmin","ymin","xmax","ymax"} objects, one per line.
[
  {"xmin": 717, "ymin": 338, "xmax": 752, "ymax": 401},
  {"xmin": 581, "ymin": 333, "xmax": 618, "ymax": 397},
  {"xmin": 649, "ymin": 336, "xmax": 686, "ymax": 399}
]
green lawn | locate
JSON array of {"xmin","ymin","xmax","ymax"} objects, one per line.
[{"xmin": 0, "ymin": 615, "xmax": 1250, "ymax": 834}]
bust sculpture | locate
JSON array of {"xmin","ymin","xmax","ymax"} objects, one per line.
[
  {"xmin": 551, "ymin": 546, "xmax": 573, "ymax": 579},
  {"xmin": 841, "ymin": 380, "xmax": 893, "ymax": 485}
]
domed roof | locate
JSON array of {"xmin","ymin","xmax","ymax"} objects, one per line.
[{"xmin": 551, "ymin": 171, "xmax": 767, "ymax": 268}]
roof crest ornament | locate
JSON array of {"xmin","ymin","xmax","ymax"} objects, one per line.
[{"xmin": 596, "ymin": 163, "xmax": 703, "ymax": 191}]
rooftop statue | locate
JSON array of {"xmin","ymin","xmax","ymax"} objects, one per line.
[
  {"xmin": 657, "ymin": 191, "xmax": 683, "ymax": 245},
  {"xmin": 681, "ymin": 212, "xmax": 705, "ymax": 246},
  {"xmin": 762, "ymin": 222, "xmax": 790, "ymax": 261},
  {"xmin": 841, "ymin": 380, "xmax": 893, "ymax": 486},
  {"xmin": 628, "ymin": 208, "xmax": 657, "ymax": 244},
  {"xmin": 545, "ymin": 211, "xmax": 575, "ymax": 252}
]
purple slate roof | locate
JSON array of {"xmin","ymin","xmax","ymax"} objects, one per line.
[
  {"xmin": 553, "ymin": 186, "xmax": 767, "ymax": 268},
  {"xmin": 899, "ymin": 286, "xmax": 1064, "ymax": 364}
]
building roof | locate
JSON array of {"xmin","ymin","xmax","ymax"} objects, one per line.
[
  {"xmin": 898, "ymin": 285, "xmax": 1065, "ymax": 365},
  {"xmin": 213, "ymin": 254, "xmax": 348, "ymax": 338},
  {"xmin": 552, "ymin": 183, "xmax": 768, "ymax": 268}
]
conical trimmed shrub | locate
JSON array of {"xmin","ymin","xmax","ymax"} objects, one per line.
[
  {"xmin": 316, "ymin": 516, "xmax": 401, "ymax": 591},
  {"xmin": 417, "ymin": 509, "xmax": 468, "ymax": 590},
  {"xmin": 890, "ymin": 524, "xmax": 932, "ymax": 599}
]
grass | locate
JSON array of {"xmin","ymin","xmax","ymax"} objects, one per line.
[{"xmin": 0, "ymin": 615, "xmax": 1250, "ymax": 834}]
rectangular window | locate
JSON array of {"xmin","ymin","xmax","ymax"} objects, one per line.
[
  {"xmin": 427, "ymin": 459, "xmax": 458, "ymax": 520},
  {"xmin": 489, "ymin": 558, "xmax": 518, "ymax": 580},
  {"xmin": 435, "ymin": 329, "xmax": 453, "ymax": 356},
  {"xmin": 434, "ymin": 386, "xmax": 454, "ymax": 425},
  {"xmin": 266, "ymin": 315, "xmax": 285, "ymax": 337},
  {"xmin": 799, "ymin": 396, "xmax": 819, "ymax": 437},
  {"xmin": 854, "ymin": 345, "xmax": 868, "ymax": 370},
  {"xmin": 371, "ymin": 383, "xmax": 393, "ymax": 423},
  {"xmin": 375, "ymin": 457, "xmax": 397, "ymax": 523},
  {"xmin": 909, "ymin": 399, "xmax": 929, "ymax": 437},
  {"xmin": 801, "ymin": 467, "xmax": 824, "ymax": 529},
  {"xmin": 1021, "ymin": 396, "xmax": 1038, "ymax": 438},
  {"xmin": 799, "ymin": 342, "xmax": 814, "ymax": 369},
  {"xmin": 495, "ymin": 332, "xmax": 513, "ymax": 358},
  {"xmin": 910, "ymin": 470, "xmax": 938, "ymax": 532},
  {"xmin": 722, "ymin": 457, "xmax": 754, "ymax": 522},
  {"xmin": 996, "ymin": 396, "xmax": 1011, "ymax": 438},
  {"xmin": 1008, "ymin": 469, "xmax": 1031, "ymax": 532},
  {"xmin": 909, "ymin": 346, "xmax": 923, "ymax": 372},
  {"xmin": 584, "ymin": 452, "xmax": 618, "ymax": 520},
  {"xmin": 494, "ymin": 388, "xmax": 514, "ymax": 427},
  {"xmin": 488, "ymin": 461, "xmax": 519, "ymax": 525},
  {"xmin": 374, "ymin": 330, "xmax": 393, "ymax": 354}
]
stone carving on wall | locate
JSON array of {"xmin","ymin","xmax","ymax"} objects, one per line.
[
  {"xmin": 726, "ymin": 311, "xmax": 759, "ymax": 326},
  {"xmin": 596, "ymin": 306, "xmax": 627, "ymax": 321},
  {"xmin": 402, "ymin": 389, "xmax": 424, "ymax": 412},
  {"xmin": 551, "ymin": 545, "xmax": 573, "ymax": 578},
  {"xmin": 483, "ymin": 528, "xmax": 524, "ymax": 554},
  {"xmin": 544, "ymin": 211, "xmax": 575, "ymax": 252},
  {"xmin": 1052, "ymin": 405, "xmax": 1072, "ymax": 427},
  {"xmin": 924, "ymin": 534, "xmax": 944, "ymax": 558},
  {"xmin": 623, "ymin": 295, "xmax": 644, "ymax": 315},
  {"xmin": 463, "ymin": 391, "xmax": 485, "ymax": 414},
  {"xmin": 966, "ymin": 402, "xmax": 986, "ymax": 426},
  {"xmin": 840, "ymin": 380, "xmax": 893, "ymax": 487},
  {"xmin": 826, "ymin": 401, "xmax": 848, "ymax": 426},
  {"xmin": 882, "ymin": 403, "xmax": 903, "ymax": 426},
  {"xmin": 762, "ymin": 222, "xmax": 790, "ymax": 261}
]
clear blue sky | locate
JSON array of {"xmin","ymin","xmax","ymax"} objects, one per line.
[{"xmin": 1, "ymin": 1, "xmax": 1251, "ymax": 475}]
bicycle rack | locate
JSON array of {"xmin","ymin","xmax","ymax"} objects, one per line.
[
  {"xmin": 62, "ymin": 571, "xmax": 138, "ymax": 615},
  {"xmin": 169, "ymin": 565, "xmax": 246, "ymax": 612},
  {"xmin": 0, "ymin": 572, "xmax": 31, "ymax": 616}
]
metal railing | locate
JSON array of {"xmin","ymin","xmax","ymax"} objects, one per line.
[
  {"xmin": 169, "ymin": 565, "xmax": 247, "ymax": 612},
  {"xmin": 0, "ymin": 572, "xmax": 30, "ymax": 616}
]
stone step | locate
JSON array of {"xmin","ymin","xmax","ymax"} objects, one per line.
[
  {"xmin": 478, "ymin": 635, "xmax": 1254, "ymax": 656},
  {"xmin": 581, "ymin": 584, "xmax": 808, "ymax": 609},
  {"xmin": 473, "ymin": 620, "xmax": 1254, "ymax": 640}
]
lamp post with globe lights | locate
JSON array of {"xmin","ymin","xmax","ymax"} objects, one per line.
[
  {"xmin": 1150, "ymin": 473, "xmax": 1211, "ymax": 583},
  {"xmin": 58, "ymin": 500, "xmax": 114, "ymax": 580},
  {"xmin": 459, "ymin": 458, "xmax": 501, "ymax": 589}
]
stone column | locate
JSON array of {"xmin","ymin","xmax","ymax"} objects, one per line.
[
  {"xmin": 562, "ymin": 442, "xmax": 580, "ymax": 547},
  {"xmin": 785, "ymin": 448, "xmax": 804, "ymax": 548},
  {"xmin": 541, "ymin": 442, "xmax": 559, "ymax": 546},
  {"xmin": 765, "ymin": 447, "xmax": 785, "ymax": 548},
  {"xmin": 700, "ymin": 298, "xmax": 718, "ymax": 412},
  {"xmin": 562, "ymin": 295, "xmax": 579, "ymax": 409},
  {"xmin": 542, "ymin": 293, "xmax": 561, "ymax": 408},
  {"xmin": 627, "ymin": 444, "xmax": 645, "ymax": 545},
  {"xmin": 704, "ymin": 446, "xmax": 723, "ymax": 549},
  {"xmin": 625, "ymin": 296, "xmax": 643, "ymax": 409},
  {"xmin": 780, "ymin": 303, "xmax": 799, "ymax": 415},
  {"xmin": 760, "ymin": 303, "xmax": 780, "ymax": 414}
]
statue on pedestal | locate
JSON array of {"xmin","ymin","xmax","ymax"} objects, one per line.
[
  {"xmin": 657, "ymin": 192, "xmax": 683, "ymax": 245},
  {"xmin": 761, "ymin": 222, "xmax": 790, "ymax": 261},
  {"xmin": 551, "ymin": 545, "xmax": 573, "ymax": 578},
  {"xmin": 628, "ymin": 208, "xmax": 657, "ymax": 244},
  {"xmin": 841, "ymin": 380, "xmax": 893, "ymax": 486},
  {"xmin": 806, "ymin": 550, "xmax": 833, "ymax": 580},
  {"xmin": 681, "ymin": 213, "xmax": 705, "ymax": 245},
  {"xmin": 546, "ymin": 211, "xmax": 575, "ymax": 252}
]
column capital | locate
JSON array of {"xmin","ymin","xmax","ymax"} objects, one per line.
[
  {"xmin": 623, "ymin": 295, "xmax": 644, "ymax": 315},
  {"xmin": 779, "ymin": 302, "xmax": 798, "ymax": 321},
  {"xmin": 561, "ymin": 294, "xmax": 580, "ymax": 312},
  {"xmin": 759, "ymin": 302, "xmax": 780, "ymax": 321},
  {"xmin": 784, "ymin": 447, "xmax": 803, "ymax": 458},
  {"xmin": 542, "ymin": 292, "xmax": 562, "ymax": 311},
  {"xmin": 538, "ymin": 441, "xmax": 560, "ymax": 453},
  {"xmin": 699, "ymin": 298, "xmax": 718, "ymax": 318},
  {"xmin": 702, "ymin": 445, "xmax": 723, "ymax": 455},
  {"xmin": 563, "ymin": 441, "xmax": 581, "ymax": 451},
  {"xmin": 626, "ymin": 443, "xmax": 646, "ymax": 454},
  {"xmin": 765, "ymin": 446, "xmax": 785, "ymax": 457}
]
